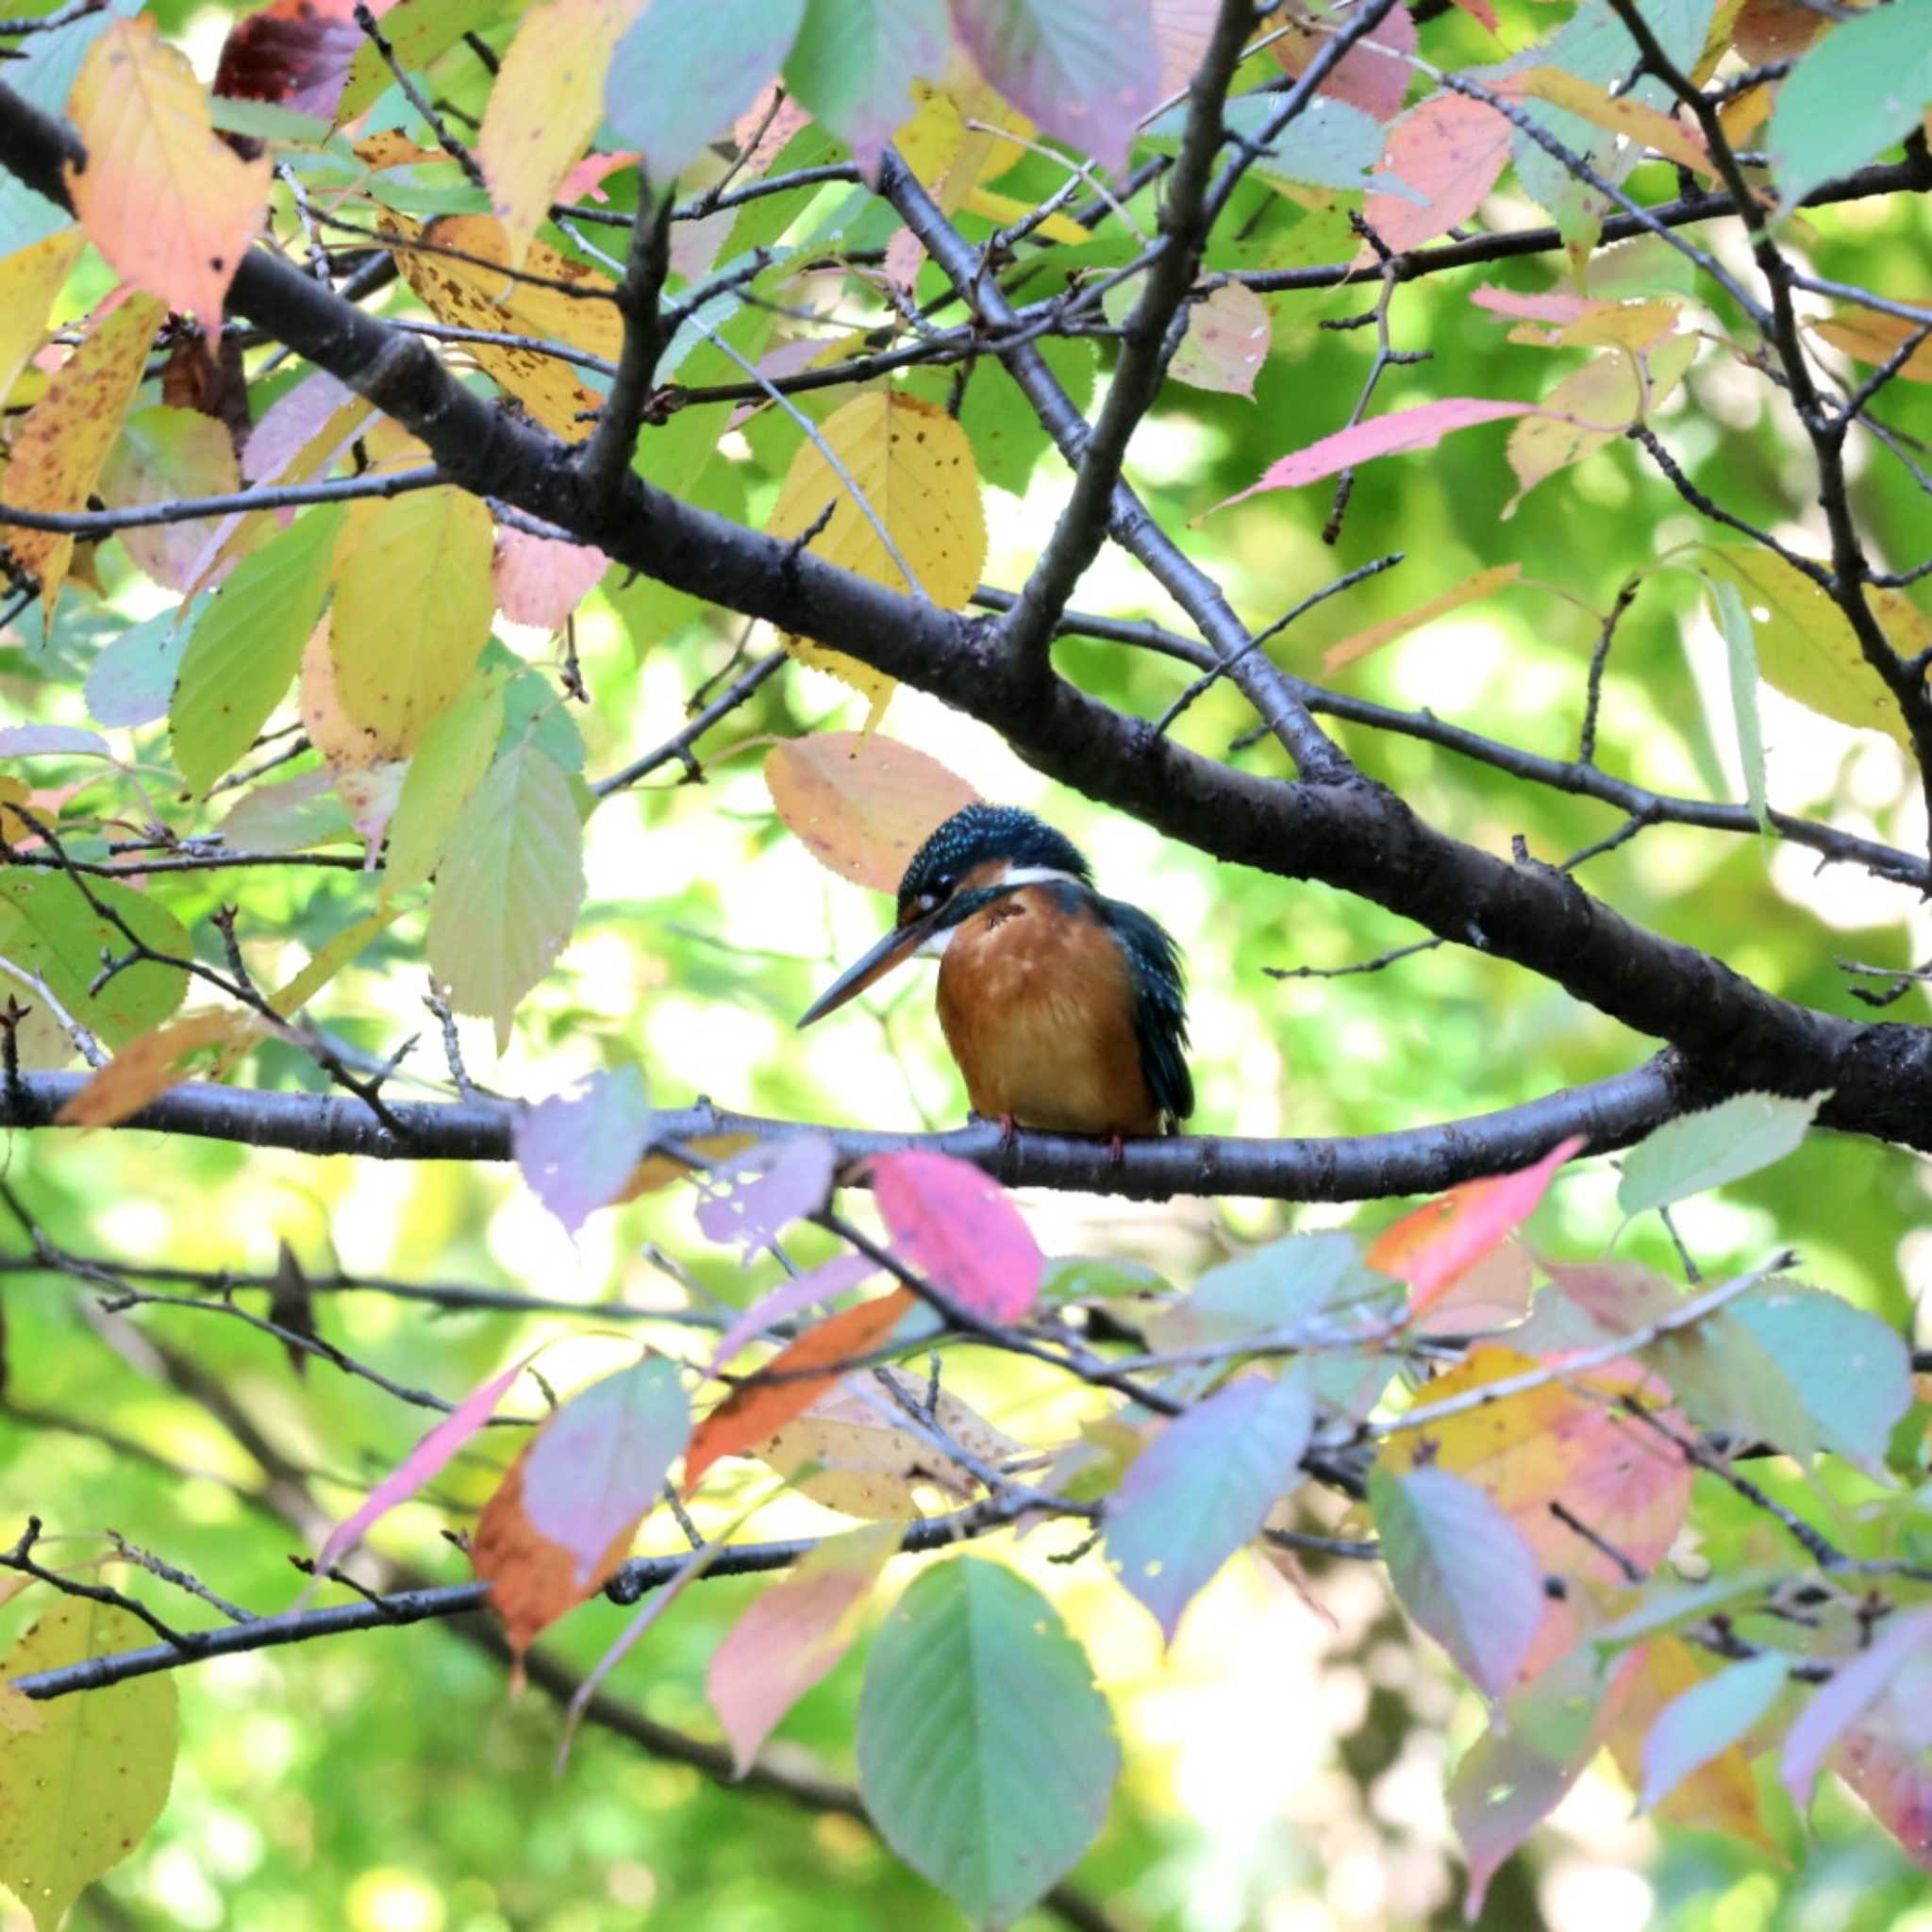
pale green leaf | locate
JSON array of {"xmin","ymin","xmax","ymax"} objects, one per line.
[
  {"xmin": 383, "ymin": 665, "xmax": 509, "ymax": 896},
  {"xmin": 784, "ymin": 0, "xmax": 948, "ymax": 175},
  {"xmin": 425, "ymin": 742, "xmax": 585, "ymax": 1050},
  {"xmin": 1706, "ymin": 575, "xmax": 1768, "ymax": 831},
  {"xmin": 1640, "ymin": 1652, "xmax": 1788, "ymax": 1812},
  {"xmin": 605, "ymin": 0, "xmax": 806, "ymax": 189},
  {"xmin": 858, "ymin": 1558, "xmax": 1118, "ymax": 1927},
  {"xmin": 1615, "ymin": 1091, "xmax": 1824, "ymax": 1218},
  {"xmin": 0, "ymin": 1600, "xmax": 178, "ymax": 1932},
  {"xmin": 169, "ymin": 505, "xmax": 343, "ymax": 795}
]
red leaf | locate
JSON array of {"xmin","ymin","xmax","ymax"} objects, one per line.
[
  {"xmin": 214, "ymin": 0, "xmax": 364, "ymax": 119},
  {"xmin": 1369, "ymin": 1136, "xmax": 1584, "ymax": 1316},
  {"xmin": 1470, "ymin": 284, "xmax": 1597, "ymax": 325},
  {"xmin": 684, "ymin": 1291, "xmax": 916, "ymax": 1491},
  {"xmin": 869, "ymin": 1151, "xmax": 1043, "ymax": 1321}
]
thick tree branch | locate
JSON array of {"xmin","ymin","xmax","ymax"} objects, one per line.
[
  {"xmin": 4, "ymin": 86, "xmax": 1929, "ymax": 1156},
  {"xmin": 0, "ymin": 1060, "xmax": 1691, "ymax": 1197}
]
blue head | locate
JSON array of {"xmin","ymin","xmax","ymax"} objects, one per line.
[{"xmin": 799, "ymin": 804, "xmax": 1091, "ymax": 1027}]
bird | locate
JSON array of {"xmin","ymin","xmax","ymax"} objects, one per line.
[{"xmin": 797, "ymin": 803, "xmax": 1192, "ymax": 1149}]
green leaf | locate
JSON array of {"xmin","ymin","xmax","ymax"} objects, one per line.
[
  {"xmin": 605, "ymin": 0, "xmax": 807, "ymax": 189},
  {"xmin": 338, "ymin": 0, "xmax": 500, "ymax": 123},
  {"xmin": 169, "ymin": 505, "xmax": 343, "ymax": 795},
  {"xmin": 425, "ymin": 741, "xmax": 585, "ymax": 1051},
  {"xmin": 1146, "ymin": 1232, "xmax": 1391, "ymax": 1348},
  {"xmin": 0, "ymin": 871, "xmax": 190, "ymax": 1049},
  {"xmin": 0, "ymin": 1600, "xmax": 178, "ymax": 1932},
  {"xmin": 331, "ymin": 488, "xmax": 496, "ymax": 756},
  {"xmin": 1639, "ymin": 1651, "xmax": 1787, "ymax": 1812},
  {"xmin": 858, "ymin": 1558, "xmax": 1118, "ymax": 1927},
  {"xmin": 1592, "ymin": 1570, "xmax": 1781, "ymax": 1651},
  {"xmin": 221, "ymin": 767, "xmax": 355, "ymax": 855},
  {"xmin": 1706, "ymin": 575, "xmax": 1768, "ymax": 831},
  {"xmin": 383, "ymin": 663, "xmax": 509, "ymax": 895},
  {"xmin": 1615, "ymin": 1091, "xmax": 1824, "ymax": 1219},
  {"xmin": 1769, "ymin": 0, "xmax": 1932, "ymax": 210},
  {"xmin": 784, "ymin": 0, "xmax": 947, "ymax": 175},
  {"xmin": 1104, "ymin": 1367, "xmax": 1313, "ymax": 1641},
  {"xmin": 1371, "ymin": 1464, "xmax": 1545, "ymax": 1699}
]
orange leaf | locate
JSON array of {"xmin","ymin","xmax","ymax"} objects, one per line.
[
  {"xmin": 65, "ymin": 16, "xmax": 272, "ymax": 331},
  {"xmin": 684, "ymin": 1290, "xmax": 916, "ymax": 1491},
  {"xmin": 1812, "ymin": 310, "xmax": 1932, "ymax": 387},
  {"xmin": 1369, "ymin": 1136, "xmax": 1583, "ymax": 1317},
  {"xmin": 5, "ymin": 292, "xmax": 165, "ymax": 615},
  {"xmin": 765, "ymin": 734, "xmax": 978, "ymax": 891},
  {"xmin": 56, "ymin": 1011, "xmax": 262, "ymax": 1126},
  {"xmin": 1322, "ymin": 563, "xmax": 1523, "ymax": 674}
]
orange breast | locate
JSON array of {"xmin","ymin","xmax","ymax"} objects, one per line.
[{"xmin": 934, "ymin": 886, "xmax": 1158, "ymax": 1137}]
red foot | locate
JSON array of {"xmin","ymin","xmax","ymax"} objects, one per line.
[
  {"xmin": 1107, "ymin": 1134, "xmax": 1126, "ymax": 1167},
  {"xmin": 996, "ymin": 1113, "xmax": 1021, "ymax": 1153}
]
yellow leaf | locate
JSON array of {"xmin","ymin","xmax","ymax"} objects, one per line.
[
  {"xmin": 893, "ymin": 71, "xmax": 1032, "ymax": 216},
  {"xmin": 64, "ymin": 16, "xmax": 271, "ymax": 330},
  {"xmin": 1811, "ymin": 310, "xmax": 1932, "ymax": 386},
  {"xmin": 1604, "ymin": 1636, "xmax": 1782, "ymax": 1856},
  {"xmin": 0, "ymin": 1600, "xmax": 178, "ymax": 1932},
  {"xmin": 1699, "ymin": 543, "xmax": 1921, "ymax": 750},
  {"xmin": 386, "ymin": 212, "xmax": 623, "ymax": 440},
  {"xmin": 268, "ymin": 905, "xmax": 406, "ymax": 1021},
  {"xmin": 478, "ymin": 0, "xmax": 642, "ymax": 266},
  {"xmin": 56, "ymin": 1009, "xmax": 262, "ymax": 1127},
  {"xmin": 1509, "ymin": 66, "xmax": 1721, "ymax": 182},
  {"xmin": 1504, "ymin": 333, "xmax": 1696, "ymax": 517},
  {"xmin": 331, "ymin": 488, "xmax": 497, "ymax": 756},
  {"xmin": 960, "ymin": 185, "xmax": 1090, "ymax": 244},
  {"xmin": 5, "ymin": 292, "xmax": 165, "ymax": 615},
  {"xmin": 765, "ymin": 391, "xmax": 987, "ymax": 726},
  {"xmin": 1323, "ymin": 563, "xmax": 1523, "ymax": 674},
  {"xmin": 1557, "ymin": 300, "xmax": 1683, "ymax": 353},
  {"xmin": 0, "ymin": 229, "xmax": 83, "ymax": 411}
]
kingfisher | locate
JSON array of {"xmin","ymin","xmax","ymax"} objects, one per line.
[{"xmin": 797, "ymin": 804, "xmax": 1192, "ymax": 1146}]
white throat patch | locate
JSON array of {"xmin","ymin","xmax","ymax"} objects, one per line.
[{"xmin": 998, "ymin": 866, "xmax": 1084, "ymax": 890}]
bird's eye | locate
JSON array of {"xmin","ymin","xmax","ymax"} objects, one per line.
[{"xmin": 934, "ymin": 873, "xmax": 955, "ymax": 896}]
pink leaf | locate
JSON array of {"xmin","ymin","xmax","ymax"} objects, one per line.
[
  {"xmin": 558, "ymin": 149, "xmax": 638, "ymax": 202},
  {"xmin": 705, "ymin": 1252, "xmax": 880, "ymax": 1377},
  {"xmin": 1212, "ymin": 397, "xmax": 1536, "ymax": 508},
  {"xmin": 696, "ymin": 1135, "xmax": 838, "ymax": 1257},
  {"xmin": 515, "ymin": 1066, "xmax": 652, "ymax": 1236},
  {"xmin": 1832, "ymin": 1637, "xmax": 1932, "ymax": 1869},
  {"xmin": 1272, "ymin": 1, "xmax": 1416, "ymax": 125},
  {"xmin": 1361, "ymin": 93, "xmax": 1512, "ymax": 257},
  {"xmin": 868, "ymin": 1150, "xmax": 1043, "ymax": 1321},
  {"xmin": 491, "ymin": 525, "xmax": 610, "ymax": 632},
  {"xmin": 708, "ymin": 1522, "xmax": 900, "ymax": 1772},
  {"xmin": 1783, "ymin": 1604, "xmax": 1932, "ymax": 1809},
  {"xmin": 1470, "ymin": 284, "xmax": 1597, "ymax": 325},
  {"xmin": 947, "ymin": 0, "xmax": 1162, "ymax": 176},
  {"xmin": 310, "ymin": 1356, "xmax": 530, "ymax": 1579}
]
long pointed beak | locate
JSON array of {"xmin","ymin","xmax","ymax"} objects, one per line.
[{"xmin": 797, "ymin": 911, "xmax": 941, "ymax": 1028}]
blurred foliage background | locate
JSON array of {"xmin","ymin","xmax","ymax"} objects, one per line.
[{"xmin": 5, "ymin": 0, "xmax": 1932, "ymax": 1924}]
